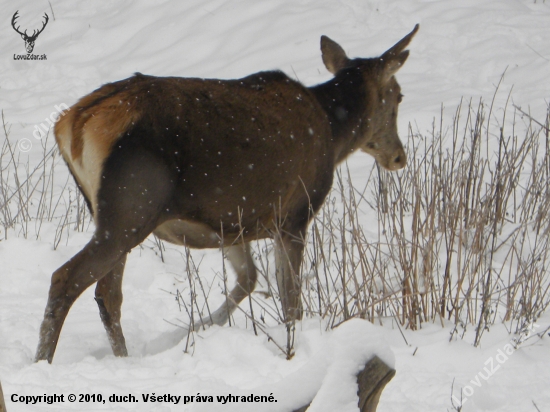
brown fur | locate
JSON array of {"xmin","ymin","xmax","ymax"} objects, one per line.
[
  {"xmin": 55, "ymin": 78, "xmax": 144, "ymax": 163},
  {"xmin": 36, "ymin": 25, "xmax": 418, "ymax": 363}
]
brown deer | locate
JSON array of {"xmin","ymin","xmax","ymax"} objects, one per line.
[{"xmin": 36, "ymin": 25, "xmax": 418, "ymax": 363}]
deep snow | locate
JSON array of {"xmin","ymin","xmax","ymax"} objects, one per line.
[{"xmin": 1, "ymin": 0, "xmax": 550, "ymax": 411}]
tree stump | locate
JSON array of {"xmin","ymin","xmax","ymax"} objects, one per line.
[
  {"xmin": 293, "ymin": 355, "xmax": 395, "ymax": 412},
  {"xmin": 0, "ymin": 381, "xmax": 6, "ymax": 412},
  {"xmin": 356, "ymin": 356, "xmax": 395, "ymax": 412}
]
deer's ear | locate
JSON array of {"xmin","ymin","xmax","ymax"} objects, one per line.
[
  {"xmin": 379, "ymin": 24, "xmax": 418, "ymax": 84},
  {"xmin": 20, "ymin": 34, "xmax": 25, "ymax": 40},
  {"xmin": 381, "ymin": 50, "xmax": 409, "ymax": 84},
  {"xmin": 381, "ymin": 24, "xmax": 419, "ymax": 60},
  {"xmin": 321, "ymin": 35, "xmax": 350, "ymax": 74}
]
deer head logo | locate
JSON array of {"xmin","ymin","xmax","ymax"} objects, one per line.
[{"xmin": 12, "ymin": 11, "xmax": 49, "ymax": 54}]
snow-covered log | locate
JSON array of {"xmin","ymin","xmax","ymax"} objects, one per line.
[{"xmin": 356, "ymin": 356, "xmax": 395, "ymax": 412}]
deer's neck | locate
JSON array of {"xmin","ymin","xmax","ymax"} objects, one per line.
[{"xmin": 310, "ymin": 70, "xmax": 370, "ymax": 164}]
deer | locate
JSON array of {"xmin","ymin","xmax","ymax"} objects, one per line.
[
  {"xmin": 35, "ymin": 25, "xmax": 419, "ymax": 363},
  {"xmin": 11, "ymin": 11, "xmax": 49, "ymax": 54}
]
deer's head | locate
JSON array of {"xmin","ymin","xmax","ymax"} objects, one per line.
[{"xmin": 320, "ymin": 25, "xmax": 419, "ymax": 171}]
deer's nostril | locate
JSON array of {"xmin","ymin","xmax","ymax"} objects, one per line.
[{"xmin": 391, "ymin": 152, "xmax": 407, "ymax": 170}]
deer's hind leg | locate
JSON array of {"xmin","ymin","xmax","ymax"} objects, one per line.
[
  {"xmin": 95, "ymin": 254, "xmax": 128, "ymax": 357},
  {"xmin": 35, "ymin": 233, "xmax": 143, "ymax": 363},
  {"xmin": 194, "ymin": 243, "xmax": 258, "ymax": 329},
  {"xmin": 35, "ymin": 142, "xmax": 177, "ymax": 363}
]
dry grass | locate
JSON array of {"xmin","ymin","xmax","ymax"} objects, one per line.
[
  {"xmin": 0, "ymin": 111, "xmax": 91, "ymax": 245},
  {"xmin": 173, "ymin": 96, "xmax": 550, "ymax": 353},
  {"xmin": 289, "ymin": 97, "xmax": 550, "ymax": 347},
  {"xmin": 2, "ymin": 96, "xmax": 549, "ymax": 353}
]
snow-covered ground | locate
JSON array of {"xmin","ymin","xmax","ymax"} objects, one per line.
[{"xmin": 1, "ymin": 0, "xmax": 550, "ymax": 410}]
